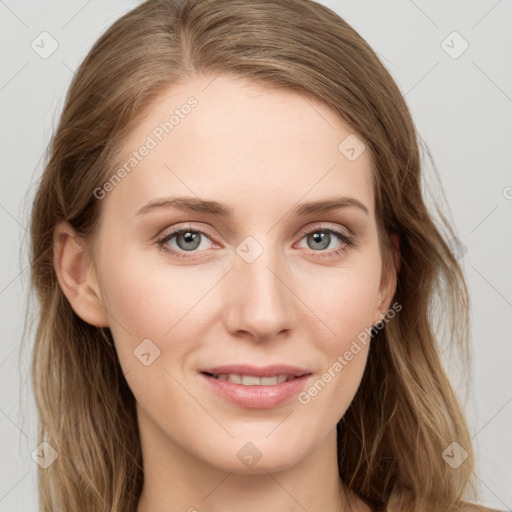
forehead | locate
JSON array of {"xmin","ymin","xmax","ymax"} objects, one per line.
[{"xmin": 104, "ymin": 74, "xmax": 375, "ymax": 220}]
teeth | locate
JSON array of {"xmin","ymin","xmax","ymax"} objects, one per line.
[
  {"xmin": 212, "ymin": 374, "xmax": 294, "ymax": 385},
  {"xmin": 242, "ymin": 375, "xmax": 261, "ymax": 386}
]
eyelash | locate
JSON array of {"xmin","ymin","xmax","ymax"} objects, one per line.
[{"xmin": 156, "ymin": 223, "xmax": 356, "ymax": 260}]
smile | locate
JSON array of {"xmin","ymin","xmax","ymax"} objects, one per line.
[
  {"xmin": 205, "ymin": 373, "xmax": 299, "ymax": 385},
  {"xmin": 200, "ymin": 371, "xmax": 312, "ymax": 409}
]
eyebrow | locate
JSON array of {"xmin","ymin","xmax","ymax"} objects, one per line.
[{"xmin": 135, "ymin": 195, "xmax": 369, "ymax": 217}]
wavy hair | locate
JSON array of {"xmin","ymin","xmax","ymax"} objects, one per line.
[{"xmin": 27, "ymin": 0, "xmax": 478, "ymax": 510}]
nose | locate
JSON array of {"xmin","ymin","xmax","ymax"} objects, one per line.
[{"xmin": 222, "ymin": 242, "xmax": 298, "ymax": 341}]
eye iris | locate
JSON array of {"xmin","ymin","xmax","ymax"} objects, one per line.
[
  {"xmin": 177, "ymin": 231, "xmax": 201, "ymax": 251},
  {"xmin": 308, "ymin": 231, "xmax": 330, "ymax": 250}
]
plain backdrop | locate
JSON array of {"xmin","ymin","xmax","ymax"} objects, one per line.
[{"xmin": 0, "ymin": 0, "xmax": 511, "ymax": 510}]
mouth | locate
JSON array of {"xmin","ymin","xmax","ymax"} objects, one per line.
[
  {"xmin": 199, "ymin": 366, "xmax": 312, "ymax": 409},
  {"xmin": 201, "ymin": 372, "xmax": 304, "ymax": 386}
]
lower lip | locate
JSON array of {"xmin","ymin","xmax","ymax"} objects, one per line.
[{"xmin": 200, "ymin": 373, "xmax": 312, "ymax": 409}]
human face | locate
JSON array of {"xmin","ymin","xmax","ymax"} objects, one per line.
[{"xmin": 92, "ymin": 74, "xmax": 390, "ymax": 474}]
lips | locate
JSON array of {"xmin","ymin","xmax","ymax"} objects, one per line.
[{"xmin": 199, "ymin": 364, "xmax": 312, "ymax": 409}]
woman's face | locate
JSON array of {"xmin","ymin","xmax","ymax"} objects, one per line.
[{"xmin": 90, "ymin": 74, "xmax": 394, "ymax": 474}]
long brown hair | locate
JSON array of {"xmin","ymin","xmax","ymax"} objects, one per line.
[{"xmin": 28, "ymin": 0, "xmax": 478, "ymax": 510}]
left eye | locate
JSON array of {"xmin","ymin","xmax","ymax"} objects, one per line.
[{"xmin": 298, "ymin": 228, "xmax": 353, "ymax": 252}]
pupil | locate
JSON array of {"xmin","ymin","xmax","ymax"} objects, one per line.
[
  {"xmin": 179, "ymin": 231, "xmax": 200, "ymax": 250},
  {"xmin": 310, "ymin": 232, "xmax": 329, "ymax": 250}
]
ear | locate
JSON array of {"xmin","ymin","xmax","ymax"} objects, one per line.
[
  {"xmin": 391, "ymin": 233, "xmax": 401, "ymax": 274},
  {"xmin": 373, "ymin": 233, "xmax": 400, "ymax": 326},
  {"xmin": 53, "ymin": 221, "xmax": 109, "ymax": 327}
]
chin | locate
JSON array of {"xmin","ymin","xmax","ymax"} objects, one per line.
[{"xmin": 197, "ymin": 436, "xmax": 308, "ymax": 475}]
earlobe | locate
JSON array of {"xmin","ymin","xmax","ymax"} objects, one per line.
[{"xmin": 53, "ymin": 222, "xmax": 109, "ymax": 327}]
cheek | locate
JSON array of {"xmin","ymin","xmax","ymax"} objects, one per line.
[
  {"xmin": 298, "ymin": 313, "xmax": 373, "ymax": 427},
  {"xmin": 95, "ymin": 243, "xmax": 181, "ymax": 354},
  {"xmin": 305, "ymin": 260, "xmax": 381, "ymax": 344},
  {"xmin": 97, "ymin": 258, "xmax": 207, "ymax": 421},
  {"xmin": 298, "ymin": 261, "xmax": 380, "ymax": 409},
  {"xmin": 99, "ymin": 236, "xmax": 195, "ymax": 324},
  {"xmin": 96, "ymin": 241, "xmax": 225, "ymax": 374}
]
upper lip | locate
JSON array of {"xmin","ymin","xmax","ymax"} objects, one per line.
[{"xmin": 200, "ymin": 364, "xmax": 311, "ymax": 378}]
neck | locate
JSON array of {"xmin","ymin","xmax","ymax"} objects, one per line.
[{"xmin": 135, "ymin": 408, "xmax": 364, "ymax": 512}]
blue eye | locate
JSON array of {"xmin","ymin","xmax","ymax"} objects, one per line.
[
  {"xmin": 157, "ymin": 223, "xmax": 355, "ymax": 260},
  {"xmin": 157, "ymin": 225, "xmax": 214, "ymax": 258},
  {"xmin": 297, "ymin": 225, "xmax": 355, "ymax": 259}
]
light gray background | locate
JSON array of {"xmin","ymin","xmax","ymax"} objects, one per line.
[{"xmin": 1, "ymin": 0, "xmax": 511, "ymax": 510}]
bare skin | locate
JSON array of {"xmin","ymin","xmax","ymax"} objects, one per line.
[{"xmin": 54, "ymin": 74, "xmax": 399, "ymax": 512}]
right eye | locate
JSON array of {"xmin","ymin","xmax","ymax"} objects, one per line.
[{"xmin": 157, "ymin": 224, "xmax": 217, "ymax": 259}]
